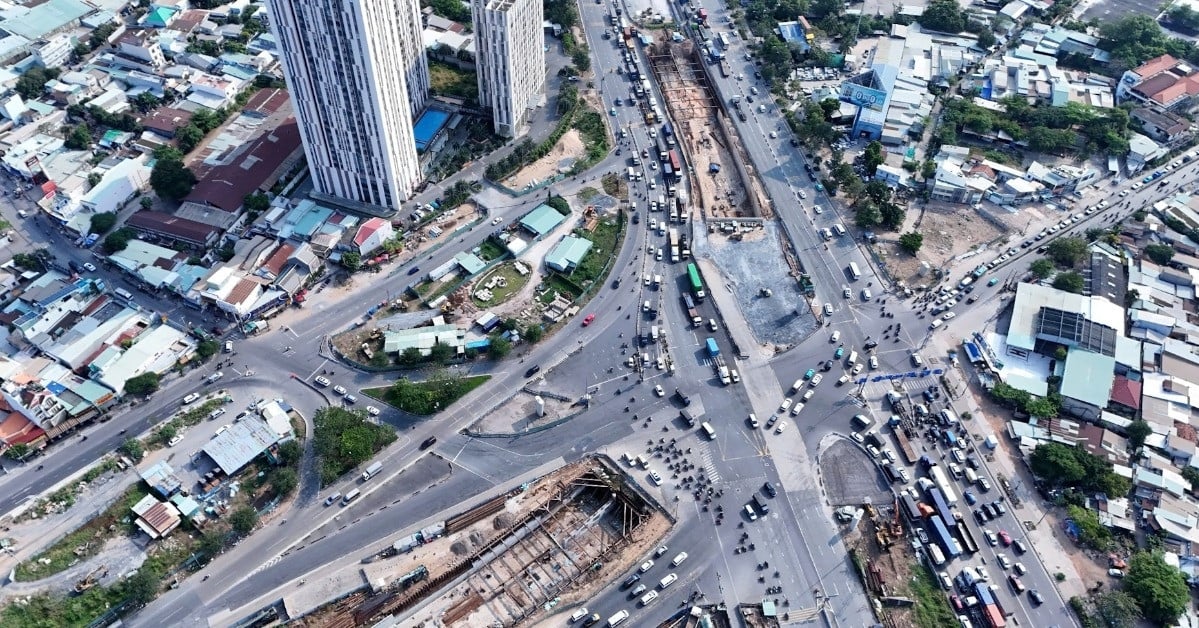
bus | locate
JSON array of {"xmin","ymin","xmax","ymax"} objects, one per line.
[
  {"xmin": 686, "ymin": 263, "xmax": 706, "ymax": 299},
  {"xmin": 848, "ymin": 262, "xmax": 861, "ymax": 280},
  {"xmin": 718, "ymin": 32, "xmax": 730, "ymax": 49}
]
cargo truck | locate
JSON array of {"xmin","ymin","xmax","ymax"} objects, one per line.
[
  {"xmin": 893, "ymin": 428, "xmax": 920, "ymax": 464},
  {"xmin": 706, "ymin": 337, "xmax": 719, "ymax": 357},
  {"xmin": 928, "ymin": 465, "xmax": 958, "ymax": 505},
  {"xmin": 362, "ymin": 461, "xmax": 383, "ymax": 481},
  {"xmin": 929, "ymin": 515, "xmax": 963, "ymax": 558},
  {"xmin": 955, "ymin": 518, "xmax": 979, "ymax": 554},
  {"xmin": 668, "ymin": 228, "xmax": 680, "ymax": 262},
  {"xmin": 682, "ymin": 294, "xmax": 702, "ymax": 326}
]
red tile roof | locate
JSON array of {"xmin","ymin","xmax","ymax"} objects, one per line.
[
  {"xmin": 242, "ymin": 88, "xmax": 289, "ymax": 117},
  {"xmin": 1134, "ymin": 54, "xmax": 1181, "ymax": 79},
  {"xmin": 226, "ymin": 277, "xmax": 259, "ymax": 306},
  {"xmin": 354, "ymin": 217, "xmax": 387, "ymax": 247},
  {"xmin": 261, "ymin": 243, "xmax": 294, "ymax": 276},
  {"xmin": 183, "ymin": 118, "xmax": 302, "ymax": 212},
  {"xmin": 0, "ymin": 407, "xmax": 42, "ymax": 447},
  {"xmin": 1110, "ymin": 376, "xmax": 1142, "ymax": 410}
]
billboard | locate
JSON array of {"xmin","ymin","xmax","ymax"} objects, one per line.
[{"xmin": 839, "ymin": 81, "xmax": 888, "ymax": 112}]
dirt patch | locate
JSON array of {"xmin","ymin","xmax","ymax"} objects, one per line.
[
  {"xmin": 504, "ymin": 129, "xmax": 587, "ymax": 191},
  {"xmin": 881, "ymin": 204, "xmax": 1007, "ymax": 289}
]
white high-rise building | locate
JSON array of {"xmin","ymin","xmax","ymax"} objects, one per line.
[
  {"xmin": 266, "ymin": 0, "xmax": 429, "ymax": 212},
  {"xmin": 473, "ymin": 0, "xmax": 545, "ymax": 137}
]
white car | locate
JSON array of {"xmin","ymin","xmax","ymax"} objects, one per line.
[
  {"xmin": 659, "ymin": 573, "xmax": 677, "ymax": 589},
  {"xmin": 851, "ymin": 431, "xmax": 864, "ymax": 443},
  {"xmin": 649, "ymin": 471, "xmax": 662, "ymax": 486},
  {"xmin": 168, "ymin": 435, "xmax": 183, "ymax": 447},
  {"xmin": 775, "ymin": 421, "xmax": 787, "ymax": 434},
  {"xmin": 639, "ymin": 559, "xmax": 655, "ymax": 573},
  {"xmin": 366, "ymin": 406, "xmax": 380, "ymax": 416},
  {"xmin": 830, "ymin": 331, "xmax": 841, "ymax": 343},
  {"xmin": 851, "ymin": 363, "xmax": 863, "ymax": 374},
  {"xmin": 985, "ymin": 529, "xmax": 998, "ymax": 546},
  {"xmin": 810, "ymin": 374, "xmax": 823, "ymax": 387},
  {"xmin": 82, "ymin": 262, "xmax": 97, "ymax": 272},
  {"xmin": 769, "ymin": 131, "xmax": 777, "ymax": 138},
  {"xmin": 314, "ymin": 376, "xmax": 331, "ymax": 387},
  {"xmin": 801, "ymin": 389, "xmax": 814, "ymax": 401},
  {"xmin": 943, "ymin": 312, "xmax": 956, "ymax": 320},
  {"xmin": 778, "ymin": 398, "xmax": 793, "ymax": 413},
  {"xmin": 789, "ymin": 402, "xmax": 804, "ymax": 416},
  {"xmin": 813, "ymin": 205, "xmax": 824, "ymax": 215},
  {"xmin": 182, "ymin": 392, "xmax": 200, "ymax": 404},
  {"xmin": 997, "ymin": 554, "xmax": 1012, "ymax": 570},
  {"xmin": 868, "ymin": 355, "xmax": 879, "ymax": 370},
  {"xmin": 1013, "ymin": 562, "xmax": 1027, "ymax": 575},
  {"xmin": 654, "ymin": 384, "xmax": 665, "ymax": 397},
  {"xmin": 333, "ymin": 385, "xmax": 347, "ymax": 396},
  {"xmin": 798, "ymin": 190, "xmax": 807, "ymax": 199}
]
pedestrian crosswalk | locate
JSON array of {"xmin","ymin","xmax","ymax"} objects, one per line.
[
  {"xmin": 699, "ymin": 443, "xmax": 722, "ymax": 484},
  {"xmin": 859, "ymin": 372, "xmax": 943, "ymax": 401}
]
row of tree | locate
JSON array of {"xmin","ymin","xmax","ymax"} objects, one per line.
[
  {"xmin": 1029, "ymin": 441, "xmax": 1132, "ymax": 499},
  {"xmin": 941, "ymin": 97, "xmax": 1130, "ymax": 157}
]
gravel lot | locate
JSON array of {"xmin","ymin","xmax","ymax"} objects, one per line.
[
  {"xmin": 820, "ymin": 439, "xmax": 891, "ymax": 506},
  {"xmin": 699, "ymin": 223, "xmax": 818, "ymax": 348}
]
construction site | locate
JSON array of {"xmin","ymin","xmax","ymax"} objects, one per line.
[
  {"xmin": 845, "ymin": 499, "xmax": 927, "ymax": 628},
  {"xmin": 291, "ymin": 456, "xmax": 672, "ymax": 627},
  {"xmin": 643, "ymin": 37, "xmax": 769, "ymax": 222}
]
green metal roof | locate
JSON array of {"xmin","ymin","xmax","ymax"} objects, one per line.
[
  {"xmin": 518, "ymin": 203, "xmax": 566, "ymax": 236},
  {"xmin": 1060, "ymin": 350, "xmax": 1116, "ymax": 409},
  {"xmin": 544, "ymin": 235, "xmax": 592, "ymax": 271}
]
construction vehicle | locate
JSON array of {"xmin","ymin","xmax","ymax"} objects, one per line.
[{"xmin": 73, "ymin": 566, "xmax": 106, "ymax": 594}]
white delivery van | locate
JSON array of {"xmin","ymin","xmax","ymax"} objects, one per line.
[
  {"xmin": 700, "ymin": 422, "xmax": 716, "ymax": 439},
  {"xmin": 848, "ymin": 262, "xmax": 862, "ymax": 280},
  {"xmin": 361, "ymin": 461, "xmax": 383, "ymax": 481}
]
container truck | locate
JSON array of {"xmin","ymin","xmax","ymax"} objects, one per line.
[
  {"xmin": 362, "ymin": 461, "xmax": 383, "ymax": 481},
  {"xmin": 706, "ymin": 337, "xmax": 720, "ymax": 357},
  {"xmin": 929, "ymin": 515, "xmax": 963, "ymax": 558},
  {"xmin": 900, "ymin": 493, "xmax": 922, "ymax": 520},
  {"xmin": 928, "ymin": 488, "xmax": 955, "ymax": 525}
]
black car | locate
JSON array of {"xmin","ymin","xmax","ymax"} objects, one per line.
[
  {"xmin": 620, "ymin": 574, "xmax": 640, "ymax": 590},
  {"xmin": 524, "ymin": 365, "xmax": 541, "ymax": 378},
  {"xmin": 790, "ymin": 138, "xmax": 799, "ymax": 147},
  {"xmin": 611, "ymin": 278, "xmax": 621, "ymax": 289},
  {"xmin": 752, "ymin": 493, "xmax": 770, "ymax": 514},
  {"xmin": 746, "ymin": 95, "xmax": 754, "ymax": 103},
  {"xmin": 864, "ymin": 339, "xmax": 878, "ymax": 350},
  {"xmin": 419, "ymin": 436, "xmax": 437, "ymax": 450},
  {"xmin": 763, "ymin": 482, "xmax": 777, "ymax": 497},
  {"xmin": 407, "ymin": 266, "xmax": 420, "ymax": 275},
  {"xmin": 1029, "ymin": 589, "xmax": 1044, "ymax": 606},
  {"xmin": 823, "ymin": 360, "xmax": 834, "ymax": 371},
  {"xmin": 674, "ymin": 389, "xmax": 692, "ymax": 406},
  {"xmin": 631, "ymin": 212, "xmax": 640, "ymax": 224}
]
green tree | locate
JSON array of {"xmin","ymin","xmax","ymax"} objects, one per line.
[
  {"xmin": 1026, "ymin": 396, "xmax": 1059, "ymax": 418},
  {"xmin": 15, "ymin": 67, "xmax": 59, "ymax": 99},
  {"xmin": 341, "ymin": 251, "xmax": 362, "ymax": 270},
  {"xmin": 195, "ymin": 339, "xmax": 219, "ymax": 360},
  {"xmin": 312, "ymin": 406, "xmax": 397, "ymax": 484},
  {"xmin": 524, "ymin": 324, "xmax": 544, "ymax": 343},
  {"xmin": 122, "ymin": 569, "xmax": 158, "ymax": 607},
  {"xmin": 1030, "ymin": 442, "xmax": 1086, "ymax": 486},
  {"xmin": 102, "ymin": 227, "xmax": 137, "ymax": 254},
  {"xmin": 228, "ymin": 506, "xmax": 258, "ymax": 535},
  {"xmin": 397, "ymin": 346, "xmax": 424, "ymax": 365},
  {"xmin": 1127, "ymin": 419, "xmax": 1152, "ymax": 451},
  {"xmin": 150, "ymin": 158, "xmax": 197, "ymax": 200},
  {"xmin": 64, "ymin": 125, "xmax": 92, "ymax": 150},
  {"xmin": 488, "ymin": 336, "xmax": 512, "ymax": 358},
  {"xmin": 1144, "ymin": 243, "xmax": 1175, "ymax": 265},
  {"xmin": 123, "ymin": 371, "xmax": 160, "ymax": 396},
  {"xmin": 1030, "ymin": 258, "xmax": 1054, "ymax": 279},
  {"xmin": 429, "ymin": 341, "xmax": 454, "ymax": 364},
  {"xmin": 1092, "ymin": 590, "xmax": 1141, "ymax": 628},
  {"xmin": 898, "ymin": 231, "xmax": 923, "ymax": 255},
  {"xmin": 11, "ymin": 252, "xmax": 45, "ymax": 272},
  {"xmin": 919, "ymin": 0, "xmax": 966, "ymax": 33},
  {"xmin": 89, "ymin": 211, "xmax": 117, "ymax": 235},
  {"xmin": 271, "ymin": 468, "xmax": 298, "ymax": 496},
  {"xmin": 1185, "ymin": 466, "xmax": 1199, "ymax": 493},
  {"xmin": 175, "ymin": 124, "xmax": 204, "ymax": 154},
  {"xmin": 153, "ymin": 145, "xmax": 184, "ymax": 162},
  {"xmin": 879, "ymin": 203, "xmax": 906, "ymax": 231},
  {"xmin": 196, "ymin": 531, "xmax": 226, "ymax": 562},
  {"xmin": 132, "ymin": 92, "xmax": 160, "ymax": 114},
  {"xmin": 977, "ymin": 29, "xmax": 996, "ymax": 49},
  {"xmin": 118, "ymin": 437, "xmax": 144, "ymax": 462},
  {"xmin": 140, "ymin": 196, "xmax": 154, "ymax": 210},
  {"xmin": 1052, "ymin": 271, "xmax": 1085, "ymax": 294},
  {"xmin": 546, "ymin": 195, "xmax": 571, "ymax": 216},
  {"xmin": 854, "ymin": 201, "xmax": 881, "ymax": 228},
  {"xmin": 244, "ymin": 191, "xmax": 270, "ymax": 214},
  {"xmin": 862, "ymin": 141, "xmax": 885, "ymax": 176},
  {"xmin": 156, "ymin": 424, "xmax": 177, "ymax": 445},
  {"xmin": 1124, "ymin": 552, "xmax": 1190, "ymax": 624},
  {"xmin": 277, "ymin": 440, "xmax": 302, "ymax": 466},
  {"xmin": 4, "ymin": 443, "xmax": 29, "ymax": 460},
  {"xmin": 1067, "ymin": 504, "xmax": 1111, "ymax": 549}
]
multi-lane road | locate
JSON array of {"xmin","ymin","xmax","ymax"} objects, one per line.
[{"xmin": 5, "ymin": 0, "xmax": 1194, "ymax": 624}]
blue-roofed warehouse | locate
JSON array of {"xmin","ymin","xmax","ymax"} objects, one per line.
[
  {"xmin": 545, "ymin": 235, "xmax": 593, "ymax": 271},
  {"xmin": 519, "ymin": 204, "xmax": 567, "ymax": 237},
  {"xmin": 414, "ymin": 109, "xmax": 451, "ymax": 152}
]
